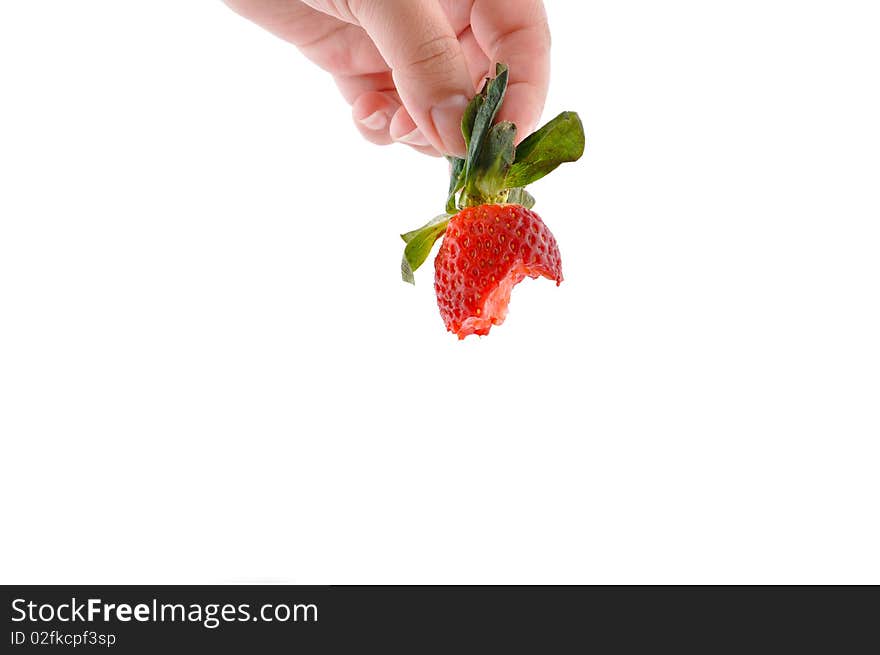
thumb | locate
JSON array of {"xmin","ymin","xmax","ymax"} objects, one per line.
[{"xmin": 352, "ymin": 0, "xmax": 474, "ymax": 156}]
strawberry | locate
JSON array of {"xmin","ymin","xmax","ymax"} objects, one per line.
[
  {"xmin": 400, "ymin": 64, "xmax": 584, "ymax": 338},
  {"xmin": 434, "ymin": 205, "xmax": 562, "ymax": 338}
]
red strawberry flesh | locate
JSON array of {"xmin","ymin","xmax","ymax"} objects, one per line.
[{"xmin": 434, "ymin": 204, "xmax": 563, "ymax": 339}]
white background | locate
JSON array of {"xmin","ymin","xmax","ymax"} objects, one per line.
[{"xmin": 1, "ymin": 1, "xmax": 878, "ymax": 584}]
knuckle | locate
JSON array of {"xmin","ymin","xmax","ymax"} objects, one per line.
[
  {"xmin": 326, "ymin": 0, "xmax": 359, "ymax": 23},
  {"xmin": 321, "ymin": 48, "xmax": 356, "ymax": 74},
  {"xmin": 404, "ymin": 34, "xmax": 463, "ymax": 75}
]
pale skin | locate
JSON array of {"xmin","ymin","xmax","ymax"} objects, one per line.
[{"xmin": 223, "ymin": 0, "xmax": 550, "ymax": 157}]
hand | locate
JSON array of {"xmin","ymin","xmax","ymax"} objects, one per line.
[{"xmin": 223, "ymin": 0, "xmax": 550, "ymax": 157}]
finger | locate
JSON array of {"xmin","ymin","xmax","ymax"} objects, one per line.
[
  {"xmin": 333, "ymin": 71, "xmax": 397, "ymax": 104},
  {"xmin": 470, "ymin": 0, "xmax": 551, "ymax": 139},
  {"xmin": 389, "ymin": 106, "xmax": 441, "ymax": 156},
  {"xmin": 411, "ymin": 145, "xmax": 443, "ymax": 157},
  {"xmin": 437, "ymin": 0, "xmax": 476, "ymax": 34},
  {"xmin": 435, "ymin": 2, "xmax": 491, "ymax": 96},
  {"xmin": 224, "ymin": 1, "xmax": 443, "ymax": 156},
  {"xmin": 351, "ymin": 0, "xmax": 476, "ymax": 157},
  {"xmin": 351, "ymin": 91, "xmax": 399, "ymax": 145},
  {"xmin": 224, "ymin": 0, "xmax": 387, "ymax": 76},
  {"xmin": 225, "ymin": 1, "xmax": 399, "ymax": 146},
  {"xmin": 458, "ymin": 26, "xmax": 492, "ymax": 89}
]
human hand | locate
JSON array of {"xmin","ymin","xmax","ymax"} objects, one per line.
[{"xmin": 223, "ymin": 0, "xmax": 550, "ymax": 157}]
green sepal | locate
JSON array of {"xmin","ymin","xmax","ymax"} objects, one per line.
[
  {"xmin": 473, "ymin": 121, "xmax": 516, "ymax": 199},
  {"xmin": 400, "ymin": 214, "xmax": 451, "ymax": 284},
  {"xmin": 461, "ymin": 91, "xmax": 485, "ymax": 150},
  {"xmin": 463, "ymin": 63, "xmax": 509, "ymax": 193},
  {"xmin": 507, "ymin": 187, "xmax": 536, "ymax": 209},
  {"xmin": 504, "ymin": 111, "xmax": 585, "ymax": 188},
  {"xmin": 400, "ymin": 213, "xmax": 450, "ymax": 244},
  {"xmin": 445, "ymin": 156, "xmax": 465, "ymax": 213}
]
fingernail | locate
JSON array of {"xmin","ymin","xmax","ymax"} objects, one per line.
[
  {"xmin": 431, "ymin": 94, "xmax": 470, "ymax": 156},
  {"xmin": 358, "ymin": 110, "xmax": 388, "ymax": 131},
  {"xmin": 395, "ymin": 128, "xmax": 430, "ymax": 147}
]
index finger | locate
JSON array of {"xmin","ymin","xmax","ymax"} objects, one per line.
[{"xmin": 470, "ymin": 0, "xmax": 551, "ymax": 140}]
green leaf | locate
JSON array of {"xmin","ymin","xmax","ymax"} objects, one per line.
[
  {"xmin": 504, "ymin": 111, "xmax": 585, "ymax": 188},
  {"xmin": 507, "ymin": 187, "xmax": 536, "ymax": 209},
  {"xmin": 474, "ymin": 121, "xmax": 516, "ymax": 198},
  {"xmin": 401, "ymin": 213, "xmax": 450, "ymax": 243},
  {"xmin": 401, "ymin": 260, "xmax": 416, "ymax": 285},
  {"xmin": 445, "ymin": 156, "xmax": 465, "ymax": 213},
  {"xmin": 446, "ymin": 157, "xmax": 465, "ymax": 196},
  {"xmin": 400, "ymin": 216, "xmax": 450, "ymax": 284},
  {"xmin": 463, "ymin": 63, "xmax": 509, "ymax": 193},
  {"xmin": 461, "ymin": 93, "xmax": 484, "ymax": 150}
]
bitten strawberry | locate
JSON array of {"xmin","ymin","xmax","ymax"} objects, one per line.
[
  {"xmin": 435, "ymin": 205, "xmax": 562, "ymax": 338},
  {"xmin": 399, "ymin": 64, "xmax": 584, "ymax": 338}
]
